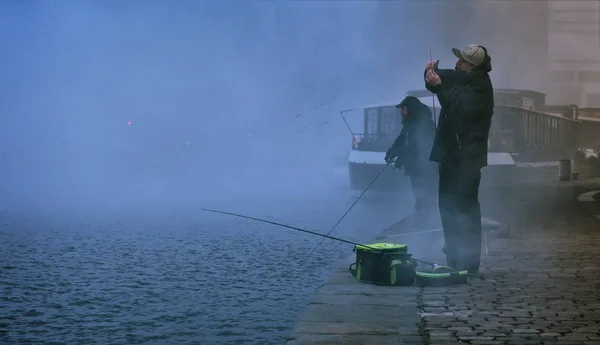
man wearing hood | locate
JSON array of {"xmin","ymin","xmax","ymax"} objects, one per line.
[
  {"xmin": 384, "ymin": 96, "xmax": 437, "ymax": 220},
  {"xmin": 424, "ymin": 44, "xmax": 494, "ymax": 275}
]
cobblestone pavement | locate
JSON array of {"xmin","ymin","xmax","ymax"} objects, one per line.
[
  {"xmin": 286, "ymin": 179, "xmax": 600, "ymax": 345},
  {"xmin": 420, "ymin": 180, "xmax": 600, "ymax": 345}
]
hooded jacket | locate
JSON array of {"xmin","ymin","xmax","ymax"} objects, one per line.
[
  {"xmin": 386, "ymin": 96, "xmax": 436, "ymax": 176},
  {"xmin": 425, "ymin": 57, "xmax": 494, "ymax": 166}
]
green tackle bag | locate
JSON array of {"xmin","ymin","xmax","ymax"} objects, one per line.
[{"xmin": 348, "ymin": 243, "xmax": 416, "ymax": 286}]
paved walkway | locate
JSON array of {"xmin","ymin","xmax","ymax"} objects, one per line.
[{"xmin": 285, "ymin": 179, "xmax": 600, "ymax": 345}]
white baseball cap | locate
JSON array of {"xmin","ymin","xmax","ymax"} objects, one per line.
[{"xmin": 452, "ymin": 44, "xmax": 486, "ymax": 67}]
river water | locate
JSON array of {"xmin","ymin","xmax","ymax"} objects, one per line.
[{"xmin": 0, "ymin": 170, "xmax": 412, "ymax": 345}]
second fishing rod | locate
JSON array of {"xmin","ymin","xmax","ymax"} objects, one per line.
[
  {"xmin": 204, "ymin": 160, "xmax": 391, "ymax": 257},
  {"xmin": 201, "ymin": 165, "xmax": 439, "ymax": 270}
]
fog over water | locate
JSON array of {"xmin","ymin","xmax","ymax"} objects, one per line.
[{"xmin": 0, "ymin": 1, "xmax": 555, "ymax": 344}]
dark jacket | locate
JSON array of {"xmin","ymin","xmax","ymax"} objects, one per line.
[
  {"xmin": 425, "ymin": 65, "xmax": 494, "ymax": 167},
  {"xmin": 386, "ymin": 96, "xmax": 436, "ymax": 176}
]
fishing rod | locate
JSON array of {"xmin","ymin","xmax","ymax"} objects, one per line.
[
  {"xmin": 298, "ymin": 162, "xmax": 390, "ymax": 265},
  {"xmin": 429, "ymin": 46, "xmax": 438, "ymax": 128},
  {"xmin": 202, "ymin": 208, "xmax": 377, "ymax": 250},
  {"xmin": 201, "ymin": 207, "xmax": 443, "ymax": 268}
]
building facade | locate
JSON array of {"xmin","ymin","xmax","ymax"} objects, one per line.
[{"xmin": 546, "ymin": 0, "xmax": 600, "ymax": 107}]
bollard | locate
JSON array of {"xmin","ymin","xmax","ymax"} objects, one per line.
[{"xmin": 558, "ymin": 159, "xmax": 571, "ymax": 181}]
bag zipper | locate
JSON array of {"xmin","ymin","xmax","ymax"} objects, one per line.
[{"xmin": 455, "ymin": 133, "xmax": 462, "ymax": 149}]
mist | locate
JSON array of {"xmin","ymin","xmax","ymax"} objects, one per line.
[
  {"xmin": 0, "ymin": 1, "xmax": 550, "ymax": 215},
  {"xmin": 0, "ymin": 2, "xmax": 564, "ymax": 344}
]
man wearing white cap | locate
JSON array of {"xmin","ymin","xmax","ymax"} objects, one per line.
[{"xmin": 424, "ymin": 44, "xmax": 494, "ymax": 275}]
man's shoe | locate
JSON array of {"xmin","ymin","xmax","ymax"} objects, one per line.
[
  {"xmin": 445, "ymin": 261, "xmax": 480, "ymax": 275},
  {"xmin": 465, "ymin": 263, "xmax": 480, "ymax": 275},
  {"xmin": 459, "ymin": 265, "xmax": 482, "ymax": 277},
  {"xmin": 467, "ymin": 269, "xmax": 485, "ymax": 280}
]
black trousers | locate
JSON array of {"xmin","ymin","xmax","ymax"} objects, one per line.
[
  {"xmin": 438, "ymin": 162, "xmax": 483, "ymax": 271},
  {"xmin": 410, "ymin": 173, "xmax": 437, "ymax": 214}
]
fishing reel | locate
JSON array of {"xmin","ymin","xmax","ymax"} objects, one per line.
[{"xmin": 387, "ymin": 156, "xmax": 402, "ymax": 171}]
